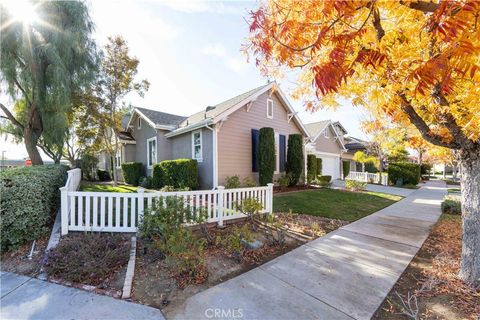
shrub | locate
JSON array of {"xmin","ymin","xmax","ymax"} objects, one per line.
[
  {"xmin": 345, "ymin": 179, "xmax": 367, "ymax": 191},
  {"xmin": 258, "ymin": 127, "xmax": 275, "ymax": 186},
  {"xmin": 152, "ymin": 159, "xmax": 198, "ymax": 189},
  {"xmin": 96, "ymin": 169, "xmax": 111, "ymax": 181},
  {"xmin": 286, "ymin": 134, "xmax": 304, "ymax": 186},
  {"xmin": 420, "ymin": 163, "xmax": 432, "ymax": 175},
  {"xmin": 388, "ymin": 162, "xmax": 421, "ymax": 186},
  {"xmin": 441, "ymin": 197, "xmax": 461, "ymax": 215},
  {"xmin": 307, "ymin": 154, "xmax": 317, "ymax": 183},
  {"xmin": 139, "ymin": 176, "xmax": 152, "ymax": 188},
  {"xmin": 342, "ymin": 161, "xmax": 350, "ymax": 178},
  {"xmin": 80, "ymin": 153, "xmax": 98, "ymax": 181},
  {"xmin": 276, "ymin": 174, "xmax": 292, "ymax": 187},
  {"xmin": 317, "ymin": 158, "xmax": 322, "ymax": 176},
  {"xmin": 0, "ymin": 165, "xmax": 68, "ymax": 252},
  {"xmin": 236, "ymin": 198, "xmax": 263, "ymax": 224},
  {"xmin": 365, "ymin": 162, "xmax": 378, "ymax": 173},
  {"xmin": 121, "ymin": 162, "xmax": 144, "ymax": 186},
  {"xmin": 318, "ymin": 175, "xmax": 332, "ymax": 183},
  {"xmin": 225, "ymin": 175, "xmax": 241, "ymax": 189},
  {"xmin": 242, "ymin": 176, "xmax": 257, "ymax": 187},
  {"xmin": 44, "ymin": 233, "xmax": 129, "ymax": 285}
]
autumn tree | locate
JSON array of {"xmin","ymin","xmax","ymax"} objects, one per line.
[
  {"xmin": 0, "ymin": 1, "xmax": 98, "ymax": 164},
  {"xmin": 247, "ymin": 0, "xmax": 480, "ymax": 285}
]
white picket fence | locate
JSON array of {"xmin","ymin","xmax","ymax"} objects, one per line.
[
  {"xmin": 60, "ymin": 169, "xmax": 273, "ymax": 235},
  {"xmin": 346, "ymin": 171, "xmax": 388, "ymax": 186}
]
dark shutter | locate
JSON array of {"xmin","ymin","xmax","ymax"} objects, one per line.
[
  {"xmin": 279, "ymin": 134, "xmax": 286, "ymax": 172},
  {"xmin": 252, "ymin": 129, "xmax": 259, "ymax": 172}
]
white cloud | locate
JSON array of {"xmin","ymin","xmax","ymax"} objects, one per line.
[
  {"xmin": 158, "ymin": 0, "xmax": 243, "ymax": 14},
  {"xmin": 201, "ymin": 43, "xmax": 226, "ymax": 57},
  {"xmin": 226, "ymin": 56, "xmax": 248, "ymax": 74}
]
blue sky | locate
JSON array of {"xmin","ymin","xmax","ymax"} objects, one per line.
[{"xmin": 1, "ymin": 0, "xmax": 369, "ymax": 159}]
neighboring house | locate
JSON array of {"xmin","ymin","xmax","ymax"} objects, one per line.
[
  {"xmin": 305, "ymin": 120, "xmax": 367, "ymax": 179},
  {"xmin": 110, "ymin": 82, "xmax": 309, "ymax": 189}
]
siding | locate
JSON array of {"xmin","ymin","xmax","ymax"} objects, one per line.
[
  {"xmin": 217, "ymin": 91, "xmax": 304, "ymax": 186},
  {"xmin": 313, "ymin": 126, "xmax": 343, "ymax": 154},
  {"xmin": 171, "ymin": 128, "xmax": 214, "ymax": 189}
]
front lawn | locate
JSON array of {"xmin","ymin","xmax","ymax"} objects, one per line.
[
  {"xmin": 273, "ymin": 189, "xmax": 402, "ymax": 221},
  {"xmin": 80, "ymin": 182, "xmax": 138, "ymax": 193}
]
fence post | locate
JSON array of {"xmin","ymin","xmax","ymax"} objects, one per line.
[
  {"xmin": 60, "ymin": 186, "xmax": 69, "ymax": 235},
  {"xmin": 267, "ymin": 183, "xmax": 274, "ymax": 214},
  {"xmin": 137, "ymin": 188, "xmax": 145, "ymax": 226},
  {"xmin": 217, "ymin": 186, "xmax": 225, "ymax": 227}
]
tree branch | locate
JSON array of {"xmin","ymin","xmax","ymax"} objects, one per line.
[
  {"xmin": 0, "ymin": 103, "xmax": 24, "ymax": 130},
  {"xmin": 398, "ymin": 93, "xmax": 458, "ymax": 149},
  {"xmin": 399, "ymin": 1, "xmax": 440, "ymax": 13},
  {"xmin": 372, "ymin": 8, "xmax": 385, "ymax": 41}
]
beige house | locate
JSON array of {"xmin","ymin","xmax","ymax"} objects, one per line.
[{"xmin": 305, "ymin": 120, "xmax": 367, "ymax": 179}]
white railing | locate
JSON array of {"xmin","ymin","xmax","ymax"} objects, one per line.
[
  {"xmin": 60, "ymin": 173, "xmax": 273, "ymax": 235},
  {"xmin": 346, "ymin": 171, "xmax": 388, "ymax": 186}
]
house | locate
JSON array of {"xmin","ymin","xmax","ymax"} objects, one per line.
[
  {"xmin": 305, "ymin": 120, "xmax": 367, "ymax": 179},
  {"xmin": 112, "ymin": 82, "xmax": 310, "ymax": 189}
]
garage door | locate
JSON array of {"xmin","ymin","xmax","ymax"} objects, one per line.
[{"xmin": 321, "ymin": 156, "xmax": 339, "ymax": 179}]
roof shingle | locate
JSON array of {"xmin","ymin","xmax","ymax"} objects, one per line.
[{"xmin": 136, "ymin": 107, "xmax": 186, "ymax": 127}]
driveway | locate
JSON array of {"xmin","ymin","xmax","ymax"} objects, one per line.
[
  {"xmin": 332, "ymin": 179, "xmax": 416, "ymax": 197},
  {"xmin": 0, "ymin": 272, "xmax": 164, "ymax": 320},
  {"xmin": 172, "ymin": 180, "xmax": 446, "ymax": 320}
]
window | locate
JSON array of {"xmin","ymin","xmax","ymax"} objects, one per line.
[
  {"xmin": 192, "ymin": 130, "xmax": 202, "ymax": 162},
  {"xmin": 147, "ymin": 137, "xmax": 156, "ymax": 168},
  {"xmin": 324, "ymin": 127, "xmax": 330, "ymax": 138},
  {"xmin": 267, "ymin": 99, "xmax": 274, "ymax": 119},
  {"xmin": 115, "ymin": 149, "xmax": 122, "ymax": 168},
  {"xmin": 274, "ymin": 133, "xmax": 279, "ymax": 173},
  {"xmin": 137, "ymin": 117, "xmax": 142, "ymax": 129}
]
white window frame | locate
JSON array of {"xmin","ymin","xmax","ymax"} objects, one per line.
[
  {"xmin": 274, "ymin": 133, "xmax": 279, "ymax": 174},
  {"xmin": 115, "ymin": 148, "xmax": 122, "ymax": 169},
  {"xmin": 267, "ymin": 99, "xmax": 274, "ymax": 119},
  {"xmin": 147, "ymin": 136, "xmax": 157, "ymax": 168},
  {"xmin": 324, "ymin": 127, "xmax": 330, "ymax": 138},
  {"xmin": 137, "ymin": 117, "xmax": 142, "ymax": 130},
  {"xmin": 192, "ymin": 130, "xmax": 203, "ymax": 163}
]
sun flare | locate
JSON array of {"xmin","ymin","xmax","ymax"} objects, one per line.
[{"xmin": 2, "ymin": 0, "xmax": 39, "ymax": 25}]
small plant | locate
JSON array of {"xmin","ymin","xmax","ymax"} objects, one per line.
[
  {"xmin": 222, "ymin": 224, "xmax": 254, "ymax": 262},
  {"xmin": 441, "ymin": 197, "xmax": 461, "ymax": 215},
  {"xmin": 345, "ymin": 179, "xmax": 367, "ymax": 191},
  {"xmin": 242, "ymin": 176, "xmax": 257, "ymax": 187},
  {"xmin": 276, "ymin": 174, "xmax": 291, "ymax": 187},
  {"xmin": 225, "ymin": 175, "xmax": 241, "ymax": 189},
  {"xmin": 236, "ymin": 198, "xmax": 263, "ymax": 225},
  {"xmin": 44, "ymin": 233, "xmax": 129, "ymax": 285},
  {"xmin": 263, "ymin": 214, "xmax": 286, "ymax": 246}
]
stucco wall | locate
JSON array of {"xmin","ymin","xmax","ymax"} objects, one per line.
[{"xmin": 217, "ymin": 90, "xmax": 304, "ymax": 186}]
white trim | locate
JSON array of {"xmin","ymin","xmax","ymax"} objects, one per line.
[
  {"xmin": 146, "ymin": 136, "xmax": 157, "ymax": 169},
  {"xmin": 192, "ymin": 130, "xmax": 203, "ymax": 163},
  {"xmin": 308, "ymin": 150, "xmax": 342, "ymax": 157},
  {"xmin": 119, "ymin": 139, "xmax": 136, "ymax": 145},
  {"xmin": 213, "ymin": 126, "xmax": 218, "ymax": 188},
  {"xmin": 324, "ymin": 127, "xmax": 330, "ymax": 138},
  {"xmin": 165, "ymin": 119, "xmax": 212, "ymax": 138},
  {"xmin": 267, "ymin": 99, "xmax": 274, "ymax": 119},
  {"xmin": 115, "ymin": 149, "xmax": 122, "ymax": 169}
]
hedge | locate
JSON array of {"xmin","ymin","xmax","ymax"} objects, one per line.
[
  {"xmin": 121, "ymin": 162, "xmax": 144, "ymax": 186},
  {"xmin": 388, "ymin": 162, "xmax": 421, "ymax": 186},
  {"xmin": 97, "ymin": 169, "xmax": 111, "ymax": 181},
  {"xmin": 441, "ymin": 197, "xmax": 461, "ymax": 215},
  {"xmin": 318, "ymin": 175, "xmax": 332, "ymax": 183},
  {"xmin": 286, "ymin": 134, "xmax": 304, "ymax": 186},
  {"xmin": 0, "ymin": 165, "xmax": 68, "ymax": 252},
  {"xmin": 342, "ymin": 161, "xmax": 350, "ymax": 178},
  {"xmin": 317, "ymin": 158, "xmax": 322, "ymax": 176},
  {"xmin": 152, "ymin": 159, "xmax": 198, "ymax": 189},
  {"xmin": 307, "ymin": 154, "xmax": 317, "ymax": 183},
  {"xmin": 259, "ymin": 127, "xmax": 275, "ymax": 186}
]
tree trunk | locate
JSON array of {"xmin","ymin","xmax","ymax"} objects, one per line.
[
  {"xmin": 443, "ymin": 163, "xmax": 447, "ymax": 179},
  {"xmin": 459, "ymin": 148, "xmax": 480, "ymax": 287},
  {"xmin": 24, "ymin": 127, "xmax": 43, "ymax": 165}
]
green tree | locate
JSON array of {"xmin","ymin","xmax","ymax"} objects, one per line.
[
  {"xmin": 0, "ymin": 1, "xmax": 98, "ymax": 164},
  {"xmin": 96, "ymin": 36, "xmax": 149, "ymax": 185},
  {"xmin": 286, "ymin": 134, "xmax": 304, "ymax": 186},
  {"xmin": 258, "ymin": 127, "xmax": 275, "ymax": 186}
]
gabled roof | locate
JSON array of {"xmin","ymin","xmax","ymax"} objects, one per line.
[
  {"xmin": 133, "ymin": 107, "xmax": 186, "ymax": 129},
  {"xmin": 304, "ymin": 120, "xmax": 330, "ymax": 138},
  {"xmin": 344, "ymin": 136, "xmax": 367, "ymax": 151}
]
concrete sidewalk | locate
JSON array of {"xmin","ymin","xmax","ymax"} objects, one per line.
[
  {"xmin": 173, "ymin": 180, "xmax": 446, "ymax": 320},
  {"xmin": 0, "ymin": 272, "xmax": 164, "ymax": 320},
  {"xmin": 332, "ymin": 179, "xmax": 416, "ymax": 197}
]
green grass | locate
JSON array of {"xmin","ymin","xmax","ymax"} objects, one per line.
[
  {"xmin": 273, "ymin": 189, "xmax": 402, "ymax": 221},
  {"xmin": 80, "ymin": 183, "xmax": 138, "ymax": 193}
]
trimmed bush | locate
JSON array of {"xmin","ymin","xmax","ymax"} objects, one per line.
[
  {"xmin": 152, "ymin": 159, "xmax": 198, "ymax": 189},
  {"xmin": 318, "ymin": 175, "xmax": 332, "ymax": 183},
  {"xmin": 345, "ymin": 179, "xmax": 367, "ymax": 191},
  {"xmin": 121, "ymin": 162, "xmax": 144, "ymax": 186},
  {"xmin": 259, "ymin": 127, "xmax": 275, "ymax": 186},
  {"xmin": 388, "ymin": 162, "xmax": 421, "ymax": 186},
  {"xmin": 342, "ymin": 161, "xmax": 350, "ymax": 178},
  {"xmin": 286, "ymin": 134, "xmax": 304, "ymax": 186},
  {"xmin": 420, "ymin": 163, "xmax": 432, "ymax": 175},
  {"xmin": 0, "ymin": 165, "xmax": 68, "ymax": 252},
  {"xmin": 307, "ymin": 154, "xmax": 317, "ymax": 183},
  {"xmin": 441, "ymin": 197, "xmax": 461, "ymax": 215},
  {"xmin": 317, "ymin": 158, "xmax": 322, "ymax": 176},
  {"xmin": 80, "ymin": 153, "xmax": 98, "ymax": 181},
  {"xmin": 225, "ymin": 175, "xmax": 241, "ymax": 189},
  {"xmin": 96, "ymin": 169, "xmax": 111, "ymax": 181}
]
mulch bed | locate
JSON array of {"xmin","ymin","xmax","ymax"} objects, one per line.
[{"xmin": 373, "ymin": 215, "xmax": 479, "ymax": 320}]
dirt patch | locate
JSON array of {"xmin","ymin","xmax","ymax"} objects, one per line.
[
  {"xmin": 1, "ymin": 236, "xmax": 49, "ymax": 277},
  {"xmin": 132, "ymin": 215, "xmax": 345, "ymax": 315},
  {"xmin": 373, "ymin": 215, "xmax": 479, "ymax": 320}
]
